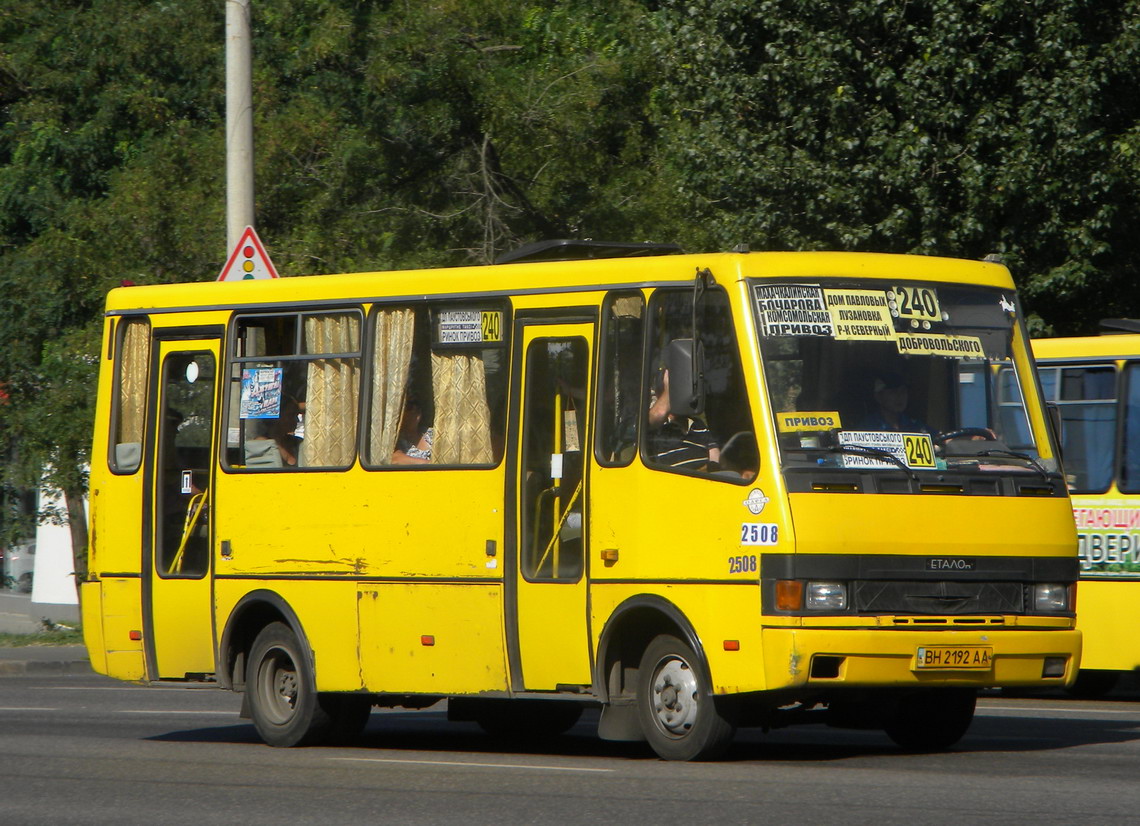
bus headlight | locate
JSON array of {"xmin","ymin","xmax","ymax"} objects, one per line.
[
  {"xmin": 1033, "ymin": 583, "xmax": 1069, "ymax": 612},
  {"xmin": 806, "ymin": 582, "xmax": 847, "ymax": 611}
]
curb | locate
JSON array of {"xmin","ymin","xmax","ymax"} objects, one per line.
[{"xmin": 0, "ymin": 657, "xmax": 92, "ymax": 676}]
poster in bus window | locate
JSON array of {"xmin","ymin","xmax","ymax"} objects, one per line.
[
  {"xmin": 753, "ymin": 285, "xmax": 834, "ymax": 338},
  {"xmin": 240, "ymin": 367, "xmax": 283, "ymax": 419},
  {"xmin": 1074, "ymin": 500, "xmax": 1140, "ymax": 577},
  {"xmin": 432, "ymin": 307, "xmax": 505, "ymax": 348}
]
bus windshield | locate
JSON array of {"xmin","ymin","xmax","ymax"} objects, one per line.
[{"xmin": 753, "ymin": 278, "xmax": 1056, "ymax": 477}]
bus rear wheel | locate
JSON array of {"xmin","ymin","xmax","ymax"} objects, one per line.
[
  {"xmin": 883, "ymin": 688, "xmax": 976, "ymax": 751},
  {"xmin": 247, "ymin": 622, "xmax": 370, "ymax": 746},
  {"xmin": 636, "ymin": 634, "xmax": 736, "ymax": 761}
]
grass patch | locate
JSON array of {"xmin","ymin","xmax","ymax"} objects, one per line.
[{"xmin": 0, "ymin": 626, "xmax": 84, "ymax": 647}]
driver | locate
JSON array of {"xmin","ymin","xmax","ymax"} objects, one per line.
[{"xmin": 863, "ymin": 371, "xmax": 930, "ymax": 433}]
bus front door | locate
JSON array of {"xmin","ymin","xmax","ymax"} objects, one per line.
[
  {"xmin": 146, "ymin": 336, "xmax": 220, "ymax": 680},
  {"xmin": 510, "ymin": 322, "xmax": 594, "ymax": 690}
]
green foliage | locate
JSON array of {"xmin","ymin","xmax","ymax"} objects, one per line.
[
  {"xmin": 0, "ymin": 626, "xmax": 84, "ymax": 647},
  {"xmin": 0, "ymin": 0, "xmax": 1138, "ymax": 551},
  {"xmin": 647, "ymin": 0, "xmax": 1140, "ymax": 333}
]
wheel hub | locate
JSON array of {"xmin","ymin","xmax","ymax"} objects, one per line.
[
  {"xmin": 651, "ymin": 657, "xmax": 700, "ymax": 737},
  {"xmin": 275, "ymin": 669, "xmax": 298, "ymax": 708}
]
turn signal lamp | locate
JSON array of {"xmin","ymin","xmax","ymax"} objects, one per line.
[{"xmin": 776, "ymin": 580, "xmax": 804, "ymax": 611}]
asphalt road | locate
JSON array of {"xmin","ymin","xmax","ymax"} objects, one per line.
[{"xmin": 2, "ymin": 673, "xmax": 1140, "ymax": 825}]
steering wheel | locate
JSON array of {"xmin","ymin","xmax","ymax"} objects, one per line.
[{"xmin": 934, "ymin": 427, "xmax": 997, "ymax": 445}]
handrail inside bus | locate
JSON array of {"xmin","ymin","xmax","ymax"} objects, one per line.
[
  {"xmin": 534, "ymin": 480, "xmax": 583, "ymax": 576},
  {"xmin": 169, "ymin": 491, "xmax": 208, "ymax": 575}
]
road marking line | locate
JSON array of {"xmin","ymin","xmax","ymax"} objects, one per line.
[
  {"xmin": 46, "ymin": 686, "xmax": 219, "ymax": 692},
  {"xmin": 116, "ymin": 710, "xmax": 239, "ymax": 715},
  {"xmin": 979, "ymin": 705, "xmax": 1140, "ymax": 716},
  {"xmin": 331, "ymin": 757, "xmax": 613, "ymax": 773}
]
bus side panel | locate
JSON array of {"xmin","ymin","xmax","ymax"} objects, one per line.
[
  {"xmin": 589, "ymin": 465, "xmax": 790, "ymax": 592},
  {"xmin": 590, "ymin": 582, "xmax": 768, "ymax": 695},
  {"xmin": 1075, "ymin": 580, "xmax": 1140, "ymax": 671},
  {"xmin": 215, "ymin": 580, "xmax": 363, "ymax": 692},
  {"xmin": 214, "ymin": 466, "xmax": 507, "ymax": 692},
  {"xmin": 358, "ymin": 583, "xmax": 508, "ymax": 694},
  {"xmin": 86, "ymin": 314, "xmax": 148, "ymax": 614},
  {"xmin": 213, "ymin": 471, "xmax": 504, "ymax": 580},
  {"xmin": 92, "ymin": 577, "xmax": 146, "ymax": 681},
  {"xmin": 80, "ymin": 581, "xmax": 107, "ymax": 675}
]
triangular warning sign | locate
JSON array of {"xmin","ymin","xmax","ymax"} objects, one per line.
[{"xmin": 218, "ymin": 226, "xmax": 280, "ymax": 281}]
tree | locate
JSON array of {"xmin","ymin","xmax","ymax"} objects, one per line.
[
  {"xmin": 0, "ymin": 0, "xmax": 668, "ymax": 576},
  {"xmin": 646, "ymin": 0, "xmax": 1140, "ymax": 334},
  {"xmin": 2, "ymin": 0, "xmax": 1139, "ymax": 583}
]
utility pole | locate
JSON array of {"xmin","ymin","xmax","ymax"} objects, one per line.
[{"xmin": 226, "ymin": 0, "xmax": 254, "ymax": 252}]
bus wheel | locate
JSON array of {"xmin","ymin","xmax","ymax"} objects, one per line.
[
  {"xmin": 883, "ymin": 688, "xmax": 976, "ymax": 751},
  {"xmin": 1067, "ymin": 669, "xmax": 1119, "ymax": 699},
  {"xmin": 636, "ymin": 634, "xmax": 736, "ymax": 761},
  {"xmin": 247, "ymin": 622, "xmax": 334, "ymax": 747}
]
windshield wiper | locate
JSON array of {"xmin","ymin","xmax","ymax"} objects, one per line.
[
  {"xmin": 824, "ymin": 444, "xmax": 919, "ymax": 482},
  {"xmin": 974, "ymin": 449, "xmax": 1050, "ymax": 480}
]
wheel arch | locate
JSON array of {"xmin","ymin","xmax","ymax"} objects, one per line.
[
  {"xmin": 217, "ymin": 589, "xmax": 313, "ymax": 692},
  {"xmin": 593, "ymin": 594, "xmax": 708, "ymax": 703}
]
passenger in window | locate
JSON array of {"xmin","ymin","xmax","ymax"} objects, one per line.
[
  {"xmin": 647, "ymin": 367, "xmax": 720, "ymax": 471},
  {"xmin": 248, "ymin": 397, "xmax": 304, "ymax": 467},
  {"xmin": 392, "ymin": 397, "xmax": 434, "ymax": 465}
]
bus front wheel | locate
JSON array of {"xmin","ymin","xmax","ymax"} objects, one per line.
[
  {"xmin": 883, "ymin": 688, "xmax": 976, "ymax": 751},
  {"xmin": 247, "ymin": 622, "xmax": 370, "ymax": 747},
  {"xmin": 636, "ymin": 634, "xmax": 736, "ymax": 761}
]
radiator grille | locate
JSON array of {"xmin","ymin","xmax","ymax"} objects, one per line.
[{"xmin": 852, "ymin": 580, "xmax": 1024, "ymax": 614}]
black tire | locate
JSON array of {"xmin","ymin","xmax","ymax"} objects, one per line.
[
  {"xmin": 636, "ymin": 634, "xmax": 736, "ymax": 761},
  {"xmin": 883, "ymin": 688, "xmax": 976, "ymax": 751},
  {"xmin": 471, "ymin": 699, "xmax": 583, "ymax": 740},
  {"xmin": 247, "ymin": 621, "xmax": 345, "ymax": 747},
  {"xmin": 1067, "ymin": 669, "xmax": 1119, "ymax": 699}
]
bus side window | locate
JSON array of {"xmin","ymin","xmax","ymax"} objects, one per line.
[
  {"xmin": 226, "ymin": 311, "xmax": 362, "ymax": 471},
  {"xmin": 643, "ymin": 288, "xmax": 756, "ymax": 481},
  {"xmin": 110, "ymin": 317, "xmax": 150, "ymax": 473},
  {"xmin": 595, "ymin": 292, "xmax": 644, "ymax": 467},
  {"xmin": 1121, "ymin": 363, "xmax": 1140, "ymax": 493},
  {"xmin": 364, "ymin": 303, "xmax": 508, "ymax": 468}
]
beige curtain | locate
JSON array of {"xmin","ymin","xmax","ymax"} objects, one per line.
[
  {"xmin": 115, "ymin": 319, "xmax": 151, "ymax": 469},
  {"xmin": 368, "ymin": 309, "xmax": 416, "ymax": 464},
  {"xmin": 303, "ymin": 314, "xmax": 360, "ymax": 467},
  {"xmin": 431, "ymin": 352, "xmax": 493, "ymax": 464}
]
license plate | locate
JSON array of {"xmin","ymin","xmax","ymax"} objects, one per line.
[{"xmin": 914, "ymin": 646, "xmax": 993, "ymax": 670}]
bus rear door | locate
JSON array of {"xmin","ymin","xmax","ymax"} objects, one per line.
[{"xmin": 145, "ymin": 333, "xmax": 221, "ymax": 679}]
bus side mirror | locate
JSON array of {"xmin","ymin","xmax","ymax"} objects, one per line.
[
  {"xmin": 664, "ymin": 338, "xmax": 706, "ymax": 417},
  {"xmin": 1046, "ymin": 401, "xmax": 1064, "ymax": 460}
]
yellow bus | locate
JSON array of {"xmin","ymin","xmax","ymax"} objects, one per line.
[
  {"xmin": 1032, "ymin": 322, "xmax": 1140, "ymax": 695},
  {"xmin": 82, "ymin": 242, "xmax": 1080, "ymax": 760}
]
